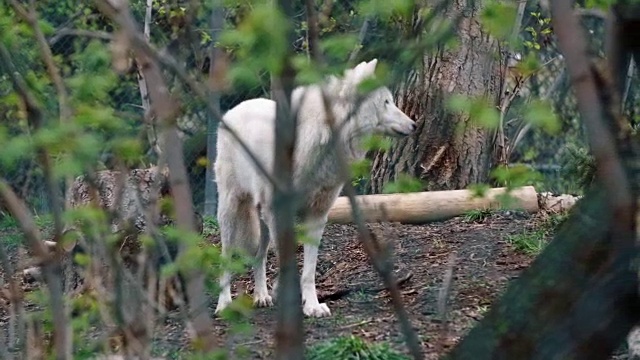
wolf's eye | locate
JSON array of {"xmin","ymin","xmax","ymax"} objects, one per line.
[{"xmin": 384, "ymin": 99, "xmax": 390, "ymax": 106}]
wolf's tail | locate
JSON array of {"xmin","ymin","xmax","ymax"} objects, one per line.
[{"xmin": 217, "ymin": 189, "xmax": 261, "ymax": 259}]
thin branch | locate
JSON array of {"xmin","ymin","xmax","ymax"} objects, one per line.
[
  {"xmin": 0, "ymin": 179, "xmax": 71, "ymax": 359},
  {"xmin": 508, "ymin": 66, "xmax": 566, "ymax": 159},
  {"xmin": 348, "ymin": 16, "xmax": 371, "ymax": 65},
  {"xmin": 203, "ymin": 3, "xmax": 226, "ymax": 217},
  {"xmin": 0, "ymin": 41, "xmax": 72, "ymax": 359},
  {"xmin": 494, "ymin": 0, "xmax": 527, "ymax": 165},
  {"xmin": 9, "ymin": 0, "xmax": 74, "ymax": 208},
  {"xmin": 91, "ymin": 4, "xmax": 278, "ymax": 189},
  {"xmin": 622, "ymin": 58, "xmax": 635, "ymax": 109},
  {"xmin": 48, "ymin": 29, "xmax": 113, "ymax": 46},
  {"xmin": 305, "ymin": 15, "xmax": 422, "ymax": 349},
  {"xmin": 575, "ymin": 7, "xmax": 608, "ymax": 19},
  {"xmin": 318, "ymin": 271, "xmax": 413, "ymax": 302},
  {"xmin": 158, "ymin": 45, "xmax": 277, "ymax": 188},
  {"xmin": 305, "ymin": 0, "xmax": 324, "ymax": 63},
  {"xmin": 92, "ymin": 0, "xmax": 218, "ymax": 351},
  {"xmin": 273, "ymin": 0, "xmax": 304, "ymax": 357},
  {"xmin": 319, "ymin": 89, "xmax": 424, "ymax": 359},
  {"xmin": 0, "ymin": 243, "xmax": 22, "ymax": 359},
  {"xmin": 550, "ymin": 0, "xmax": 632, "ymax": 213},
  {"xmin": 136, "ymin": 0, "xmax": 155, "ymax": 156},
  {"xmin": 0, "ymin": 37, "xmax": 66, "ymax": 248}
]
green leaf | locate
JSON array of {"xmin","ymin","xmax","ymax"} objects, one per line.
[
  {"xmin": 226, "ymin": 64, "xmax": 263, "ymax": 88},
  {"xmin": 474, "ymin": 103, "xmax": 500, "ymax": 129},
  {"xmin": 468, "ymin": 183, "xmax": 491, "ymax": 198},
  {"xmin": 74, "ymin": 253, "xmax": 91, "ymax": 267},
  {"xmin": 2, "ymin": 136, "xmax": 33, "ymax": 167},
  {"xmin": 218, "ymin": 3, "xmax": 290, "ymax": 76},
  {"xmin": 524, "ymin": 99, "xmax": 561, "ymax": 134},
  {"xmin": 491, "ymin": 164, "xmax": 542, "ymax": 189},
  {"xmin": 382, "ymin": 173, "xmax": 423, "ymax": 194},
  {"xmin": 357, "ymin": 77, "xmax": 385, "ymax": 95},
  {"xmin": 112, "ymin": 137, "xmax": 143, "ymax": 162},
  {"xmin": 516, "ymin": 52, "xmax": 540, "ymax": 76},
  {"xmin": 359, "ymin": 0, "xmax": 414, "ymax": 19},
  {"xmin": 361, "ymin": 134, "xmax": 392, "ymax": 152},
  {"xmin": 447, "ymin": 95, "xmax": 499, "ymax": 129},
  {"xmin": 584, "ymin": 0, "xmax": 616, "ymax": 11},
  {"xmin": 350, "ymin": 158, "xmax": 372, "ymax": 179},
  {"xmin": 319, "ymin": 34, "xmax": 359, "ymax": 62},
  {"xmin": 37, "ymin": 19, "xmax": 55, "ymax": 36},
  {"xmin": 447, "ymin": 94, "xmax": 469, "ymax": 113},
  {"xmin": 292, "ymin": 55, "xmax": 323, "ymax": 85},
  {"xmin": 480, "ymin": 1, "xmax": 517, "ymax": 40}
]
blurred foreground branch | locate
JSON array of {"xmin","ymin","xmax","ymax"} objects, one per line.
[
  {"xmin": 446, "ymin": 0, "xmax": 640, "ymax": 358},
  {"xmin": 272, "ymin": 0, "xmax": 304, "ymax": 358},
  {"xmin": 0, "ymin": 40, "xmax": 72, "ymax": 358},
  {"xmin": 93, "ymin": 0, "xmax": 218, "ymax": 352}
]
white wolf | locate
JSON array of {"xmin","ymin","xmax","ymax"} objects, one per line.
[{"xmin": 213, "ymin": 59, "xmax": 416, "ymax": 317}]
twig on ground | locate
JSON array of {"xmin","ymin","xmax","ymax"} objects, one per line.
[
  {"xmin": 435, "ymin": 252, "xmax": 457, "ymax": 355},
  {"xmin": 339, "ymin": 318, "xmax": 376, "ymax": 330},
  {"xmin": 437, "ymin": 253, "xmax": 456, "ymax": 322},
  {"xmin": 318, "ymin": 271, "xmax": 413, "ymax": 302}
]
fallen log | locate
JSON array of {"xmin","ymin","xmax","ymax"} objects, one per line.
[{"xmin": 327, "ymin": 186, "xmax": 539, "ymax": 224}]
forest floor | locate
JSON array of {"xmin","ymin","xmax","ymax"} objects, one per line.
[{"xmin": 0, "ymin": 210, "xmax": 633, "ymax": 359}]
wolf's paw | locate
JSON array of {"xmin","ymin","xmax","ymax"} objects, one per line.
[
  {"xmin": 253, "ymin": 293, "xmax": 274, "ymax": 308},
  {"xmin": 303, "ymin": 302, "xmax": 331, "ymax": 318}
]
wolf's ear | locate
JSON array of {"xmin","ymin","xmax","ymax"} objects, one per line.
[
  {"xmin": 343, "ymin": 61, "xmax": 367, "ymax": 81},
  {"xmin": 337, "ymin": 59, "xmax": 380, "ymax": 98},
  {"xmin": 364, "ymin": 59, "xmax": 378, "ymax": 75},
  {"xmin": 345, "ymin": 58, "xmax": 379, "ymax": 85}
]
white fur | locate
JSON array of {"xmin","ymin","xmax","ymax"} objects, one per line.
[{"xmin": 213, "ymin": 59, "xmax": 416, "ymax": 317}]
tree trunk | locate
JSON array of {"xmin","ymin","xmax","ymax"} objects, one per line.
[{"xmin": 369, "ymin": 1, "xmax": 503, "ymax": 193}]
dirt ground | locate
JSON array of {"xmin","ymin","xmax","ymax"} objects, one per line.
[
  {"xmin": 153, "ymin": 210, "xmax": 543, "ymax": 359},
  {"xmin": 0, "ymin": 211, "xmax": 632, "ymax": 359}
]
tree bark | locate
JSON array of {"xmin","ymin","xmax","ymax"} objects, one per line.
[{"xmin": 369, "ymin": 0, "xmax": 502, "ymax": 193}]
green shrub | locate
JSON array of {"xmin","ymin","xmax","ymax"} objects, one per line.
[
  {"xmin": 559, "ymin": 143, "xmax": 596, "ymax": 194},
  {"xmin": 307, "ymin": 335, "xmax": 410, "ymax": 360}
]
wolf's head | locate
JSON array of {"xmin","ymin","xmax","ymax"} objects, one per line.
[{"xmin": 330, "ymin": 59, "xmax": 417, "ymax": 137}]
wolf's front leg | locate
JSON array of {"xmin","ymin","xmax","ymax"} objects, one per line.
[{"xmin": 301, "ymin": 218, "xmax": 331, "ymax": 317}]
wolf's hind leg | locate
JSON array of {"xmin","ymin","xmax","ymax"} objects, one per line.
[
  {"xmin": 215, "ymin": 193, "xmax": 259, "ymax": 315},
  {"xmin": 253, "ymin": 208, "xmax": 273, "ymax": 307}
]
